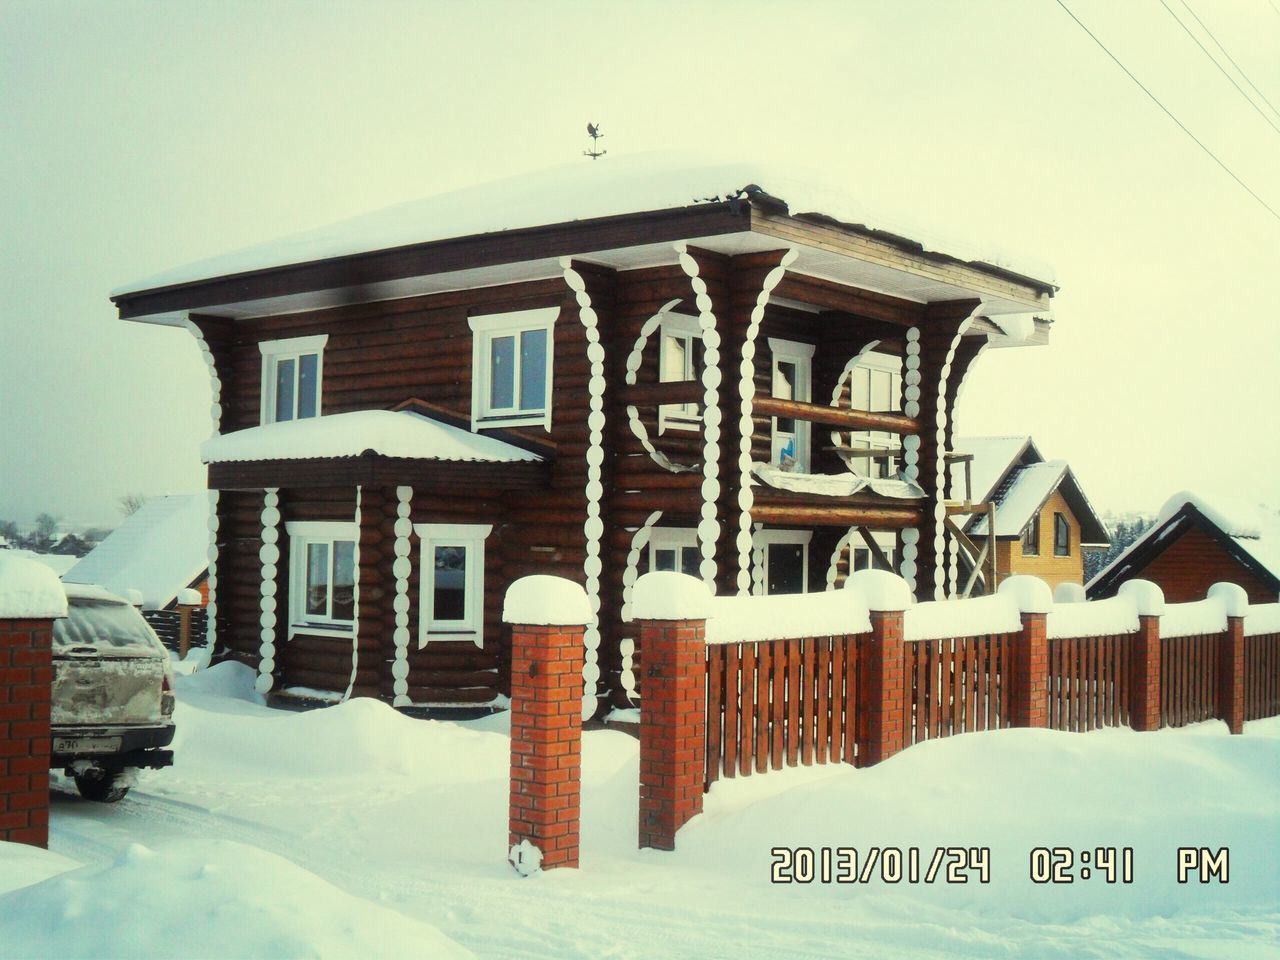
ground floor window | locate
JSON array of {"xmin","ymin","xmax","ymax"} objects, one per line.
[
  {"xmin": 752, "ymin": 529, "xmax": 813, "ymax": 595},
  {"xmin": 415, "ymin": 523, "xmax": 492, "ymax": 648},
  {"xmin": 285, "ymin": 521, "xmax": 357, "ymax": 637},
  {"xmin": 648, "ymin": 527, "xmax": 699, "ymax": 576}
]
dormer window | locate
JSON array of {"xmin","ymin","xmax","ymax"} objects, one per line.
[
  {"xmin": 260, "ymin": 335, "xmax": 327, "ymax": 425},
  {"xmin": 469, "ymin": 307, "xmax": 558, "ymax": 431},
  {"xmin": 658, "ymin": 314, "xmax": 701, "ymax": 433}
]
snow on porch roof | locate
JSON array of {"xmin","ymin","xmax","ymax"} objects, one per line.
[
  {"xmin": 112, "ymin": 153, "xmax": 1056, "ymax": 298},
  {"xmin": 64, "ymin": 495, "xmax": 208, "ymax": 610},
  {"xmin": 200, "ymin": 410, "xmax": 543, "ymax": 465}
]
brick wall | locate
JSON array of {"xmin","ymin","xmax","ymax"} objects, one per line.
[
  {"xmin": 0, "ymin": 619, "xmax": 53, "ymax": 847},
  {"xmin": 508, "ymin": 623, "xmax": 584, "ymax": 870}
]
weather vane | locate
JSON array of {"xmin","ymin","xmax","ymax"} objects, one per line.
[{"xmin": 583, "ymin": 123, "xmax": 606, "ymax": 160}]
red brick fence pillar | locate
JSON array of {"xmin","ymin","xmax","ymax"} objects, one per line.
[
  {"xmin": 1208, "ymin": 582, "xmax": 1249, "ymax": 735},
  {"xmin": 633, "ymin": 572, "xmax": 712, "ymax": 852},
  {"xmin": 1118, "ymin": 580, "xmax": 1166, "ymax": 732},
  {"xmin": 0, "ymin": 555, "xmax": 67, "ymax": 849},
  {"xmin": 844, "ymin": 570, "xmax": 913, "ymax": 767},
  {"xmin": 503, "ymin": 575, "xmax": 592, "ymax": 874},
  {"xmin": 998, "ymin": 575, "xmax": 1054, "ymax": 729}
]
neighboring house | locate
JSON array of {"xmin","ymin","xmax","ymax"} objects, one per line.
[
  {"xmin": 64, "ymin": 495, "xmax": 210, "ymax": 648},
  {"xmin": 949, "ymin": 436, "xmax": 1110, "ymax": 594},
  {"xmin": 108, "ymin": 157, "xmax": 1058, "ymax": 714},
  {"xmin": 1087, "ymin": 491, "xmax": 1280, "ymax": 604}
]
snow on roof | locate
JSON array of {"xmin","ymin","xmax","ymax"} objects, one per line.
[
  {"xmin": 0, "ymin": 552, "xmax": 68, "ymax": 619},
  {"xmin": 1088, "ymin": 491, "xmax": 1280, "ymax": 595},
  {"xmin": 7, "ymin": 549, "xmax": 79, "ymax": 577},
  {"xmin": 113, "ymin": 153, "xmax": 1056, "ymax": 297},
  {"xmin": 64, "ymin": 495, "xmax": 208, "ymax": 611},
  {"xmin": 949, "ymin": 435, "xmax": 1035, "ymax": 504},
  {"xmin": 972, "ymin": 461, "xmax": 1068, "ymax": 537},
  {"xmin": 200, "ymin": 410, "xmax": 542, "ymax": 465}
]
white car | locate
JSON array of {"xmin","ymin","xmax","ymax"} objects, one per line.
[{"xmin": 51, "ymin": 584, "xmax": 176, "ymax": 802}]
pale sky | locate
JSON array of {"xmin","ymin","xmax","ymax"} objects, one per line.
[{"xmin": 2, "ymin": 0, "xmax": 1277, "ymax": 528}]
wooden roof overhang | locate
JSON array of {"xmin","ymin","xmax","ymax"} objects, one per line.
[
  {"xmin": 111, "ymin": 200, "xmax": 1054, "ymax": 329},
  {"xmin": 207, "ymin": 453, "xmax": 550, "ymax": 492}
]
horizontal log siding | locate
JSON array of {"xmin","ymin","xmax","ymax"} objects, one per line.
[
  {"xmin": 1244, "ymin": 633, "xmax": 1280, "ymax": 721},
  {"xmin": 705, "ymin": 634, "xmax": 864, "ymax": 786},
  {"xmin": 1048, "ymin": 634, "xmax": 1131, "ymax": 732},
  {"xmin": 906, "ymin": 633, "xmax": 1013, "ymax": 744}
]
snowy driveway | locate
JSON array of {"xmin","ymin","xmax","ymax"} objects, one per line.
[{"xmin": 3, "ymin": 660, "xmax": 1277, "ymax": 959}]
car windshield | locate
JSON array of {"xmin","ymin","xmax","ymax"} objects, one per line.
[{"xmin": 53, "ymin": 599, "xmax": 160, "ymax": 651}]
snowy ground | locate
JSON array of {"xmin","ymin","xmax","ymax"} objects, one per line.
[{"xmin": 2, "ymin": 655, "xmax": 1277, "ymax": 959}]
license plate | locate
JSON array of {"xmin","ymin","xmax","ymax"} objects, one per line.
[{"xmin": 53, "ymin": 736, "xmax": 122, "ymax": 755}]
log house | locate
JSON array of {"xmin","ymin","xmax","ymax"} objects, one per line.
[{"xmin": 110, "ymin": 159, "xmax": 1057, "ymax": 716}]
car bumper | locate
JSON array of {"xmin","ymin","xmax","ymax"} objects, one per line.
[{"xmin": 51, "ymin": 723, "xmax": 176, "ymax": 770}]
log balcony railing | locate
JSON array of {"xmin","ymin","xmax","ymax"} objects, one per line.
[{"xmin": 629, "ymin": 570, "xmax": 1280, "ymax": 849}]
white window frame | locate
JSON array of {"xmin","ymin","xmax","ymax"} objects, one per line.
[
  {"xmin": 468, "ymin": 308, "xmax": 558, "ymax": 432},
  {"xmin": 751, "ymin": 528, "xmax": 814, "ymax": 596},
  {"xmin": 285, "ymin": 520, "xmax": 357, "ymax": 639},
  {"xmin": 845, "ymin": 350, "xmax": 902, "ymax": 479},
  {"xmin": 768, "ymin": 338, "xmax": 816, "ymax": 473},
  {"xmin": 647, "ymin": 527, "xmax": 699, "ymax": 575},
  {"xmin": 415, "ymin": 522, "xmax": 493, "ymax": 649},
  {"xmin": 259, "ymin": 335, "xmax": 328, "ymax": 425},
  {"xmin": 657, "ymin": 314, "xmax": 702, "ymax": 434}
]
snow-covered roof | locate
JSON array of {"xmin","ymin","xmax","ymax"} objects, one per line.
[
  {"xmin": 949, "ymin": 435, "xmax": 1036, "ymax": 504},
  {"xmin": 200, "ymin": 410, "xmax": 543, "ymax": 465},
  {"xmin": 113, "ymin": 154, "xmax": 1056, "ymax": 298},
  {"xmin": 1089, "ymin": 491, "xmax": 1280, "ymax": 596},
  {"xmin": 752, "ymin": 464, "xmax": 924, "ymax": 500},
  {"xmin": 973, "ymin": 461, "xmax": 1069, "ymax": 537},
  {"xmin": 64, "ymin": 495, "xmax": 209, "ymax": 611}
]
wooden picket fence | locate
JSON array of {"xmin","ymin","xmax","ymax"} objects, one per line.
[
  {"xmin": 1244, "ymin": 632, "xmax": 1280, "ymax": 721},
  {"xmin": 704, "ymin": 634, "xmax": 864, "ymax": 787},
  {"xmin": 906, "ymin": 633, "xmax": 1015, "ymax": 744},
  {"xmin": 1048, "ymin": 634, "xmax": 1132, "ymax": 732},
  {"xmin": 1160, "ymin": 633, "xmax": 1221, "ymax": 729}
]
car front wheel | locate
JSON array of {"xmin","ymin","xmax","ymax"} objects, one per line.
[{"xmin": 74, "ymin": 769, "xmax": 131, "ymax": 803}]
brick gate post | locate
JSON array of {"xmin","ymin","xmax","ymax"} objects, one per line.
[
  {"xmin": 1209, "ymin": 583, "xmax": 1249, "ymax": 735},
  {"xmin": 1118, "ymin": 580, "xmax": 1166, "ymax": 732},
  {"xmin": 845, "ymin": 570, "xmax": 914, "ymax": 767},
  {"xmin": 998, "ymin": 575, "xmax": 1054, "ymax": 729}
]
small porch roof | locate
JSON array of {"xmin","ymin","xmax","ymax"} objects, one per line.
[{"xmin": 201, "ymin": 410, "xmax": 542, "ymax": 465}]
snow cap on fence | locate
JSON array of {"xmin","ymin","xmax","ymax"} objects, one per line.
[
  {"xmin": 705, "ymin": 591, "xmax": 871, "ymax": 645},
  {"xmin": 997, "ymin": 575, "xmax": 1053, "ymax": 614},
  {"xmin": 1245, "ymin": 602, "xmax": 1280, "ymax": 637},
  {"xmin": 125, "ymin": 588, "xmax": 144, "ymax": 607},
  {"xmin": 176, "ymin": 588, "xmax": 203, "ymax": 607},
  {"xmin": 843, "ymin": 569, "xmax": 913, "ymax": 612},
  {"xmin": 632, "ymin": 572, "xmax": 713, "ymax": 621},
  {"xmin": 502, "ymin": 575, "xmax": 592, "ymax": 626},
  {"xmin": 0, "ymin": 552, "xmax": 68, "ymax": 619},
  {"xmin": 1053, "ymin": 582, "xmax": 1086, "ymax": 604},
  {"xmin": 1117, "ymin": 579, "xmax": 1165, "ymax": 617},
  {"xmin": 1207, "ymin": 582, "xmax": 1249, "ymax": 618}
]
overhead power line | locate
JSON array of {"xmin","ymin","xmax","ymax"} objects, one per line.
[
  {"xmin": 1177, "ymin": 0, "xmax": 1280, "ymax": 123},
  {"xmin": 1052, "ymin": 0, "xmax": 1280, "ymax": 223},
  {"xmin": 1157, "ymin": 0, "xmax": 1280, "ymax": 137}
]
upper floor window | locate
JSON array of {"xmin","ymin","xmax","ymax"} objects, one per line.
[
  {"xmin": 846, "ymin": 350, "xmax": 901, "ymax": 479},
  {"xmin": 285, "ymin": 520, "xmax": 356, "ymax": 638},
  {"xmin": 416, "ymin": 522, "xmax": 492, "ymax": 649},
  {"xmin": 658, "ymin": 314, "xmax": 702, "ymax": 433},
  {"xmin": 768, "ymin": 338, "xmax": 815, "ymax": 473},
  {"xmin": 1054, "ymin": 512, "xmax": 1070, "ymax": 557},
  {"xmin": 648, "ymin": 527, "xmax": 699, "ymax": 576},
  {"xmin": 260, "ymin": 335, "xmax": 327, "ymax": 424},
  {"xmin": 468, "ymin": 307, "xmax": 558, "ymax": 431},
  {"xmin": 1021, "ymin": 512, "xmax": 1041, "ymax": 556}
]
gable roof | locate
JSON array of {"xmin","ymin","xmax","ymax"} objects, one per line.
[
  {"xmin": 64, "ymin": 495, "xmax": 208, "ymax": 610},
  {"xmin": 1087, "ymin": 491, "xmax": 1280, "ymax": 598},
  {"xmin": 199, "ymin": 410, "xmax": 543, "ymax": 465},
  {"xmin": 953, "ymin": 435, "xmax": 1109, "ymax": 546}
]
